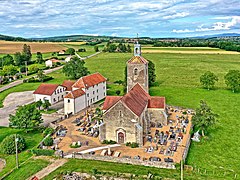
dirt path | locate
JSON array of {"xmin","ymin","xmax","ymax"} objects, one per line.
[{"xmin": 28, "ymin": 158, "xmax": 68, "ymax": 180}]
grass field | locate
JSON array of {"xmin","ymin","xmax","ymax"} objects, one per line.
[
  {"xmin": 84, "ymin": 51, "xmax": 240, "ymax": 177},
  {"xmin": 1, "ymin": 47, "xmax": 240, "ymax": 178},
  {"xmin": 0, "ymin": 127, "xmax": 44, "ymax": 178},
  {"xmin": 0, "ymin": 40, "xmax": 85, "ymax": 54}
]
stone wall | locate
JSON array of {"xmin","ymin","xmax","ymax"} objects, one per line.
[
  {"xmin": 71, "ymin": 154, "xmax": 176, "ymax": 169},
  {"xmin": 148, "ymin": 109, "xmax": 167, "ymax": 126}
]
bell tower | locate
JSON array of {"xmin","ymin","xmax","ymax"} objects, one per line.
[{"xmin": 127, "ymin": 41, "xmax": 148, "ymax": 93}]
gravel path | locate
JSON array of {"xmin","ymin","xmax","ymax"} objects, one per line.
[{"xmin": 0, "ymin": 91, "xmax": 34, "ymax": 127}]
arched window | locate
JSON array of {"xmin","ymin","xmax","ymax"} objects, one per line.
[
  {"xmin": 134, "ymin": 68, "xmax": 138, "ymax": 75},
  {"xmin": 135, "ymin": 47, "xmax": 138, "ymax": 54}
]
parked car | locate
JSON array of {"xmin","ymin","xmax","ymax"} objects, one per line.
[{"xmin": 164, "ymin": 157, "xmax": 174, "ymax": 163}]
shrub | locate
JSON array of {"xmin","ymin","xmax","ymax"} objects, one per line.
[
  {"xmin": 31, "ymin": 148, "xmax": 54, "ymax": 156},
  {"xmin": 0, "ymin": 134, "xmax": 26, "ymax": 154},
  {"xmin": 130, "ymin": 142, "xmax": 139, "ymax": 148},
  {"xmin": 126, "ymin": 142, "xmax": 131, "ymax": 146},
  {"xmin": 102, "ymin": 140, "xmax": 117, "ymax": 144},
  {"xmin": 43, "ymin": 127, "xmax": 54, "ymax": 137},
  {"xmin": 70, "ymin": 144, "xmax": 81, "ymax": 148},
  {"xmin": 43, "ymin": 136, "xmax": 53, "ymax": 146}
]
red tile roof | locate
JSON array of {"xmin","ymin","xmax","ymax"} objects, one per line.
[
  {"xmin": 148, "ymin": 96, "xmax": 165, "ymax": 109},
  {"xmin": 33, "ymin": 84, "xmax": 63, "ymax": 96},
  {"xmin": 72, "ymin": 72, "xmax": 106, "ymax": 89},
  {"xmin": 62, "ymin": 80, "xmax": 75, "ymax": 91},
  {"xmin": 64, "ymin": 89, "xmax": 85, "ymax": 99},
  {"xmin": 127, "ymin": 56, "xmax": 148, "ymax": 64},
  {"xmin": 122, "ymin": 83, "xmax": 149, "ymax": 116},
  {"xmin": 103, "ymin": 96, "xmax": 122, "ymax": 111}
]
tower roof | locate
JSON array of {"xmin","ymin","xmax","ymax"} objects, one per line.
[{"xmin": 127, "ymin": 56, "xmax": 148, "ymax": 64}]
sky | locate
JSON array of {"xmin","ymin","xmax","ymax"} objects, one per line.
[{"xmin": 0, "ymin": 0, "xmax": 240, "ymax": 38}]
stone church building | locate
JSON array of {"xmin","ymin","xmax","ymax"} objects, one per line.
[{"xmin": 99, "ymin": 42, "xmax": 167, "ymax": 146}]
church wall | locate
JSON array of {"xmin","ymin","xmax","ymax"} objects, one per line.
[{"xmin": 103, "ymin": 101, "xmax": 139, "ymax": 143}]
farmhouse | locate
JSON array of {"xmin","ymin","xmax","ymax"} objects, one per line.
[
  {"xmin": 64, "ymin": 73, "xmax": 107, "ymax": 115},
  {"xmin": 33, "ymin": 84, "xmax": 67, "ymax": 104},
  {"xmin": 45, "ymin": 58, "xmax": 61, "ymax": 67},
  {"xmin": 99, "ymin": 42, "xmax": 167, "ymax": 147}
]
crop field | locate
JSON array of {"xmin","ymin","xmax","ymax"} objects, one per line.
[
  {"xmin": 85, "ymin": 50, "xmax": 240, "ymax": 177},
  {"xmin": 0, "ymin": 40, "xmax": 85, "ymax": 54},
  {"xmin": 141, "ymin": 46, "xmax": 240, "ymax": 54}
]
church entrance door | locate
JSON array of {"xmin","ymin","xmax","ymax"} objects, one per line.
[{"xmin": 118, "ymin": 132, "xmax": 125, "ymax": 144}]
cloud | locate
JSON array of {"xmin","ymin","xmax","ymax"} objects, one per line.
[
  {"xmin": 172, "ymin": 29, "xmax": 194, "ymax": 33},
  {"xmin": 0, "ymin": 0, "xmax": 239, "ymax": 37},
  {"xmin": 163, "ymin": 12, "xmax": 189, "ymax": 19}
]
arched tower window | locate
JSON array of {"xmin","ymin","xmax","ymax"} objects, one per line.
[
  {"xmin": 135, "ymin": 48, "xmax": 138, "ymax": 55},
  {"xmin": 134, "ymin": 68, "xmax": 138, "ymax": 75}
]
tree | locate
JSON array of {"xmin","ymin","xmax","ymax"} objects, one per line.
[
  {"xmin": 200, "ymin": 71, "xmax": 218, "ymax": 90},
  {"xmin": 2, "ymin": 65, "xmax": 18, "ymax": 76},
  {"xmin": 36, "ymin": 52, "xmax": 43, "ymax": 63},
  {"xmin": 14, "ymin": 52, "xmax": 24, "ymax": 66},
  {"xmin": 35, "ymin": 100, "xmax": 43, "ymax": 110},
  {"xmin": 63, "ymin": 57, "xmax": 89, "ymax": 79},
  {"xmin": 43, "ymin": 136, "xmax": 53, "ymax": 146},
  {"xmin": 94, "ymin": 46, "xmax": 99, "ymax": 52},
  {"xmin": 224, "ymin": 70, "xmax": 240, "ymax": 93},
  {"xmin": 66, "ymin": 48, "xmax": 75, "ymax": 55},
  {"xmin": 148, "ymin": 60, "xmax": 156, "ymax": 87},
  {"xmin": 127, "ymin": 44, "xmax": 132, "ymax": 53},
  {"xmin": 22, "ymin": 44, "xmax": 32, "ymax": 62},
  {"xmin": 0, "ymin": 134, "xmax": 26, "ymax": 154},
  {"xmin": 192, "ymin": 100, "xmax": 218, "ymax": 136},
  {"xmin": 2, "ymin": 54, "xmax": 14, "ymax": 66},
  {"xmin": 9, "ymin": 104, "xmax": 43, "ymax": 129},
  {"xmin": 42, "ymin": 100, "xmax": 51, "ymax": 111},
  {"xmin": 37, "ymin": 69, "xmax": 46, "ymax": 82}
]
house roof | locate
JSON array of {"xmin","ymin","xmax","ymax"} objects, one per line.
[
  {"xmin": 103, "ymin": 96, "xmax": 122, "ymax": 111},
  {"xmin": 46, "ymin": 58, "xmax": 60, "ymax": 63},
  {"xmin": 33, "ymin": 84, "xmax": 62, "ymax": 96},
  {"xmin": 103, "ymin": 83, "xmax": 150, "ymax": 117},
  {"xmin": 127, "ymin": 56, "xmax": 148, "ymax": 64},
  {"xmin": 148, "ymin": 96, "xmax": 165, "ymax": 109},
  {"xmin": 64, "ymin": 89, "xmax": 85, "ymax": 99},
  {"xmin": 72, "ymin": 72, "xmax": 106, "ymax": 89},
  {"xmin": 62, "ymin": 80, "xmax": 75, "ymax": 91}
]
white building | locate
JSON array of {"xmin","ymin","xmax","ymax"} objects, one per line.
[
  {"xmin": 33, "ymin": 84, "xmax": 67, "ymax": 104},
  {"xmin": 45, "ymin": 59, "xmax": 61, "ymax": 68},
  {"xmin": 64, "ymin": 72, "xmax": 107, "ymax": 115}
]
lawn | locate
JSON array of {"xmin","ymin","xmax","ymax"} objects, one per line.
[
  {"xmin": 3, "ymin": 158, "xmax": 50, "ymax": 180},
  {"xmin": 85, "ymin": 51, "xmax": 240, "ymax": 176},
  {"xmin": 0, "ymin": 127, "xmax": 44, "ymax": 178}
]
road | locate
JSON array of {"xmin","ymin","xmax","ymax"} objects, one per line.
[
  {"xmin": 75, "ymin": 51, "xmax": 102, "ymax": 60},
  {"xmin": 0, "ymin": 66, "xmax": 63, "ymax": 93}
]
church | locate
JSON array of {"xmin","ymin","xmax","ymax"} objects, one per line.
[{"xmin": 99, "ymin": 42, "xmax": 167, "ymax": 147}]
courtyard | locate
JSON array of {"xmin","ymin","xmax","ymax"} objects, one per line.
[{"xmin": 53, "ymin": 105, "xmax": 192, "ymax": 164}]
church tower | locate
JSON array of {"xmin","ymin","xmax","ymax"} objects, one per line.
[{"xmin": 127, "ymin": 42, "xmax": 148, "ymax": 93}]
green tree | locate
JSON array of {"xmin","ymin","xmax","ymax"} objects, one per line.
[
  {"xmin": 42, "ymin": 100, "xmax": 51, "ymax": 111},
  {"xmin": 2, "ymin": 54, "xmax": 14, "ymax": 66},
  {"xmin": 37, "ymin": 69, "xmax": 46, "ymax": 82},
  {"xmin": 36, "ymin": 52, "xmax": 44, "ymax": 63},
  {"xmin": 22, "ymin": 44, "xmax": 32, "ymax": 62},
  {"xmin": 9, "ymin": 104, "xmax": 43, "ymax": 129},
  {"xmin": 14, "ymin": 52, "xmax": 24, "ymax": 66},
  {"xmin": 35, "ymin": 100, "xmax": 43, "ymax": 110},
  {"xmin": 224, "ymin": 70, "xmax": 240, "ymax": 93},
  {"xmin": 0, "ymin": 134, "xmax": 26, "ymax": 154},
  {"xmin": 63, "ymin": 57, "xmax": 89, "ymax": 79},
  {"xmin": 148, "ymin": 60, "xmax": 156, "ymax": 87},
  {"xmin": 43, "ymin": 136, "xmax": 53, "ymax": 146},
  {"xmin": 192, "ymin": 100, "xmax": 218, "ymax": 136},
  {"xmin": 127, "ymin": 44, "xmax": 132, "ymax": 53},
  {"xmin": 116, "ymin": 90, "xmax": 121, "ymax": 95},
  {"xmin": 200, "ymin": 71, "xmax": 218, "ymax": 90},
  {"xmin": 94, "ymin": 46, "xmax": 99, "ymax": 52},
  {"xmin": 2, "ymin": 65, "xmax": 18, "ymax": 76},
  {"xmin": 66, "ymin": 48, "xmax": 75, "ymax": 55}
]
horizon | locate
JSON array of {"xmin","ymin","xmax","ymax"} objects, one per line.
[{"xmin": 0, "ymin": 0, "xmax": 239, "ymax": 38}]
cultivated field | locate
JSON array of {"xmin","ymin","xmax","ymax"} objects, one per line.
[
  {"xmin": 142, "ymin": 46, "xmax": 240, "ymax": 54},
  {"xmin": 0, "ymin": 40, "xmax": 85, "ymax": 54}
]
